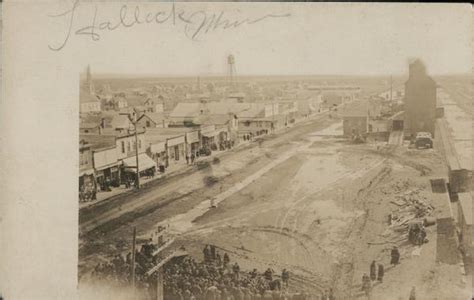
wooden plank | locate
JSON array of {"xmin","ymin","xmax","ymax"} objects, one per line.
[
  {"xmin": 152, "ymin": 238, "xmax": 175, "ymax": 256},
  {"xmin": 146, "ymin": 250, "xmax": 187, "ymax": 276}
]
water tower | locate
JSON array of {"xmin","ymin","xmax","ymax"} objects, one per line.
[{"xmin": 227, "ymin": 54, "xmax": 236, "ymax": 86}]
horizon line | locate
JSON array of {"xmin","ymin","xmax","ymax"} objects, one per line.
[{"xmin": 84, "ymin": 72, "xmax": 471, "ymax": 79}]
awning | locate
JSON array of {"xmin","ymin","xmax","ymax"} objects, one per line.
[
  {"xmin": 122, "ymin": 153, "xmax": 156, "ymax": 173},
  {"xmin": 216, "ymin": 128, "xmax": 228, "ymax": 134},
  {"xmin": 186, "ymin": 131, "xmax": 200, "ymax": 144},
  {"xmin": 95, "ymin": 161, "xmax": 120, "ymax": 171},
  {"xmin": 150, "ymin": 141, "xmax": 166, "ymax": 153},
  {"xmin": 79, "ymin": 169, "xmax": 95, "ymax": 176},
  {"xmin": 202, "ymin": 131, "xmax": 217, "ymax": 138}
]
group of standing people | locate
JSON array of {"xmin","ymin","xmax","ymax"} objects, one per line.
[
  {"xmin": 361, "ymin": 246, "xmax": 401, "ymax": 297},
  {"xmin": 361, "ymin": 261, "xmax": 384, "ymax": 297}
]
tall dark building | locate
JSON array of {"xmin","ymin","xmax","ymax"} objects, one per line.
[{"xmin": 404, "ymin": 60, "xmax": 437, "ymax": 137}]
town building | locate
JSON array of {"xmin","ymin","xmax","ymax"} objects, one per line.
[
  {"xmin": 81, "ymin": 128, "xmax": 155, "ymax": 183},
  {"xmin": 91, "ymin": 142, "xmax": 121, "ymax": 191},
  {"xmin": 79, "ymin": 140, "xmax": 96, "ymax": 196},
  {"xmin": 404, "ymin": 59, "xmax": 437, "ymax": 137},
  {"xmin": 144, "ymin": 96, "xmax": 165, "ymax": 113},
  {"xmin": 80, "ymin": 89, "xmax": 101, "ymax": 113},
  {"xmin": 145, "ymin": 128, "xmax": 187, "ymax": 168},
  {"xmin": 343, "ymin": 114, "xmax": 368, "ymax": 137},
  {"xmin": 237, "ymin": 102, "xmax": 284, "ymax": 140},
  {"xmin": 136, "ymin": 112, "xmax": 168, "ymax": 129},
  {"xmin": 168, "ymin": 102, "xmax": 239, "ymax": 144}
]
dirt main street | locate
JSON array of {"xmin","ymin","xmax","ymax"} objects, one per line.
[{"xmin": 80, "ymin": 106, "xmax": 470, "ymax": 299}]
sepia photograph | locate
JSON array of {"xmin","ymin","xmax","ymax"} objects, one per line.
[{"xmin": 1, "ymin": 2, "xmax": 472, "ymax": 300}]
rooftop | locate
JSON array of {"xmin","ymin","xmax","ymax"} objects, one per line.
[{"xmin": 145, "ymin": 128, "xmax": 189, "ymax": 144}]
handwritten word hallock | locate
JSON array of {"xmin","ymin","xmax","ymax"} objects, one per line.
[{"xmin": 48, "ymin": 0, "xmax": 291, "ymax": 51}]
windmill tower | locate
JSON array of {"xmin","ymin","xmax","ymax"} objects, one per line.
[{"xmin": 227, "ymin": 54, "xmax": 236, "ymax": 87}]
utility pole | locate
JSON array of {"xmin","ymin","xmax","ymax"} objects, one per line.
[
  {"xmin": 134, "ymin": 115, "xmax": 140, "ymax": 189},
  {"xmin": 131, "ymin": 227, "xmax": 137, "ymax": 293}
]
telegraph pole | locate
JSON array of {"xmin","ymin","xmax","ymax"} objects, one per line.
[
  {"xmin": 131, "ymin": 227, "xmax": 137, "ymax": 293},
  {"xmin": 134, "ymin": 114, "xmax": 140, "ymax": 189}
]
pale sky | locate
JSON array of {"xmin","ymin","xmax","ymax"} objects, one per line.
[{"xmin": 46, "ymin": 2, "xmax": 472, "ymax": 76}]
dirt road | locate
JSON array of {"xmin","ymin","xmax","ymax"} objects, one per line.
[{"xmin": 80, "ymin": 101, "xmax": 470, "ymax": 299}]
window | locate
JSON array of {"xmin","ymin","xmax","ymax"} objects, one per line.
[
  {"xmin": 139, "ymin": 139, "xmax": 142, "ymax": 149},
  {"xmin": 121, "ymin": 141, "xmax": 125, "ymax": 153},
  {"xmin": 133, "ymin": 141, "xmax": 137, "ymax": 150},
  {"xmin": 127, "ymin": 141, "xmax": 131, "ymax": 152},
  {"xmin": 146, "ymin": 121, "xmax": 151, "ymax": 127}
]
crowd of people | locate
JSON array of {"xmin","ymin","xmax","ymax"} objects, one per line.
[
  {"xmin": 163, "ymin": 244, "xmax": 303, "ymax": 300},
  {"xmin": 89, "ymin": 242, "xmax": 319, "ymax": 299}
]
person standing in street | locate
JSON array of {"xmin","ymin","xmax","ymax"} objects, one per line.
[
  {"xmin": 361, "ymin": 273, "xmax": 371, "ymax": 297},
  {"xmin": 377, "ymin": 264, "xmax": 384, "ymax": 282},
  {"xmin": 391, "ymin": 246, "xmax": 400, "ymax": 265},
  {"xmin": 409, "ymin": 286, "xmax": 416, "ymax": 300},
  {"xmin": 370, "ymin": 260, "xmax": 376, "ymax": 281}
]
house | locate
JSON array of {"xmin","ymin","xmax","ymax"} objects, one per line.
[
  {"xmin": 136, "ymin": 112, "xmax": 167, "ymax": 129},
  {"xmin": 110, "ymin": 115, "xmax": 133, "ymax": 131},
  {"xmin": 342, "ymin": 104, "xmax": 369, "ymax": 137},
  {"xmin": 79, "ymin": 122, "xmax": 102, "ymax": 134},
  {"xmin": 144, "ymin": 96, "xmax": 165, "ymax": 113},
  {"xmin": 101, "ymin": 93, "xmax": 128, "ymax": 111}
]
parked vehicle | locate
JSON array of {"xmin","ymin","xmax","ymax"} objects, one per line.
[{"xmin": 415, "ymin": 132, "xmax": 433, "ymax": 149}]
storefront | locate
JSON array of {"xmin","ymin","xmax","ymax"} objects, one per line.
[
  {"xmin": 122, "ymin": 153, "xmax": 157, "ymax": 180},
  {"xmin": 79, "ymin": 169, "xmax": 96, "ymax": 201},
  {"xmin": 216, "ymin": 128, "xmax": 229, "ymax": 150},
  {"xmin": 95, "ymin": 165, "xmax": 121, "ymax": 191},
  {"xmin": 167, "ymin": 135, "xmax": 186, "ymax": 165},
  {"xmin": 93, "ymin": 146, "xmax": 121, "ymax": 191},
  {"xmin": 149, "ymin": 141, "xmax": 167, "ymax": 171},
  {"xmin": 200, "ymin": 125, "xmax": 218, "ymax": 150},
  {"xmin": 185, "ymin": 130, "xmax": 200, "ymax": 156}
]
